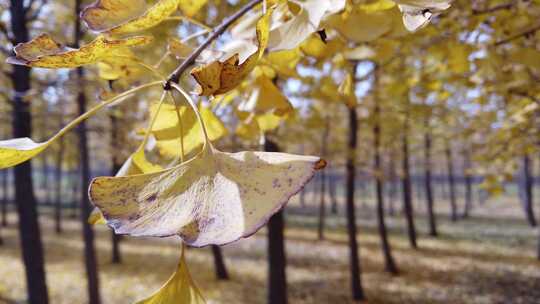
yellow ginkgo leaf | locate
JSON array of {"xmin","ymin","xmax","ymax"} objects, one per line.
[
  {"xmin": 238, "ymin": 75, "xmax": 293, "ymax": 116},
  {"xmin": 326, "ymin": 6, "xmax": 394, "ymax": 42},
  {"xmin": 178, "ymin": 0, "xmax": 208, "ymax": 17},
  {"xmin": 7, "ymin": 33, "xmax": 151, "ymax": 68},
  {"xmin": 0, "ymin": 81, "xmax": 162, "ymax": 170},
  {"xmin": 153, "ymin": 104, "xmax": 228, "ymax": 158},
  {"xmin": 82, "ymin": 0, "xmax": 179, "ymax": 34},
  {"xmin": 88, "ymin": 208, "xmax": 107, "ymax": 225},
  {"xmin": 190, "ymin": 7, "xmax": 272, "ymax": 96},
  {"xmin": 90, "ymin": 83, "xmax": 326, "ymax": 247},
  {"xmin": 137, "ymin": 245, "xmax": 206, "ymax": 304}
]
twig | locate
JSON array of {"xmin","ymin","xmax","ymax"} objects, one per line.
[
  {"xmin": 165, "ymin": 0, "xmax": 262, "ymax": 88},
  {"xmin": 472, "ymin": 3, "xmax": 513, "ymax": 15},
  {"xmin": 495, "ymin": 24, "xmax": 540, "ymax": 46}
]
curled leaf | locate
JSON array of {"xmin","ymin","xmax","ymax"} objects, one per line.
[
  {"xmin": 190, "ymin": 7, "xmax": 272, "ymax": 96},
  {"xmin": 7, "ymin": 33, "xmax": 151, "ymax": 68},
  {"xmin": 393, "ymin": 0, "xmax": 451, "ymax": 31},
  {"xmin": 82, "ymin": 0, "xmax": 180, "ymax": 34}
]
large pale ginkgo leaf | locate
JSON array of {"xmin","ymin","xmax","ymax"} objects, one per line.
[
  {"xmin": 190, "ymin": 6, "xmax": 272, "ymax": 96},
  {"xmin": 82, "ymin": 0, "xmax": 179, "ymax": 34},
  {"xmin": 89, "ymin": 83, "xmax": 326, "ymax": 247},
  {"xmin": 137, "ymin": 246, "xmax": 205, "ymax": 304},
  {"xmin": 6, "ymin": 33, "xmax": 151, "ymax": 68}
]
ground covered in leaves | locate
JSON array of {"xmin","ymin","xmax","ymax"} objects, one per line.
[{"xmin": 0, "ymin": 191, "xmax": 539, "ymax": 304}]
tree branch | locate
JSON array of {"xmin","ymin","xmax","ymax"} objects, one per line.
[
  {"xmin": 472, "ymin": 3, "xmax": 513, "ymax": 15},
  {"xmin": 165, "ymin": 0, "xmax": 263, "ymax": 88},
  {"xmin": 495, "ymin": 24, "xmax": 540, "ymax": 46}
]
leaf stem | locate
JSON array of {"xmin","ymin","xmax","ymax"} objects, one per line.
[{"xmin": 165, "ymin": 0, "xmax": 263, "ymax": 88}]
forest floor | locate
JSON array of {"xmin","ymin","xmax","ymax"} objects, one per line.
[{"xmin": 0, "ymin": 192, "xmax": 539, "ymax": 304}]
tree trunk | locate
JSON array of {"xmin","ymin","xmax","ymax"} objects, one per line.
[
  {"xmin": 373, "ymin": 98, "xmax": 399, "ymax": 274},
  {"xmin": 345, "ymin": 106, "xmax": 365, "ymax": 301},
  {"xmin": 329, "ymin": 169, "xmax": 338, "ymax": 214},
  {"xmin": 265, "ymin": 139, "xmax": 287, "ymax": 304},
  {"xmin": 522, "ymin": 155, "xmax": 537, "ymax": 227},
  {"xmin": 1, "ymin": 169, "xmax": 8, "ymax": 227},
  {"xmin": 445, "ymin": 142, "xmax": 458, "ymax": 222},
  {"xmin": 318, "ymin": 117, "xmax": 329, "ymax": 240},
  {"xmin": 463, "ymin": 149, "xmax": 473, "ymax": 219},
  {"xmin": 9, "ymin": 1, "xmax": 50, "ymax": 302},
  {"xmin": 424, "ymin": 118, "xmax": 437, "ymax": 237},
  {"xmin": 211, "ymin": 245, "xmax": 230, "ymax": 280},
  {"xmin": 401, "ymin": 113, "xmax": 417, "ymax": 248},
  {"xmin": 387, "ymin": 159, "xmax": 397, "ymax": 216},
  {"xmin": 54, "ymin": 138, "xmax": 65, "ymax": 234},
  {"xmin": 74, "ymin": 1, "xmax": 101, "ymax": 302}
]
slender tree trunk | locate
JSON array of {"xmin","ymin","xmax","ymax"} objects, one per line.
[
  {"xmin": 345, "ymin": 106, "xmax": 365, "ymax": 301},
  {"xmin": 299, "ymin": 189, "xmax": 306, "ymax": 207},
  {"xmin": 265, "ymin": 139, "xmax": 287, "ymax": 304},
  {"xmin": 318, "ymin": 117, "xmax": 329, "ymax": 240},
  {"xmin": 9, "ymin": 1, "xmax": 49, "ymax": 302},
  {"xmin": 211, "ymin": 245, "xmax": 230, "ymax": 280},
  {"xmin": 1, "ymin": 169, "xmax": 8, "ymax": 227},
  {"xmin": 424, "ymin": 118, "xmax": 437, "ymax": 237},
  {"xmin": 522, "ymin": 155, "xmax": 537, "ymax": 227},
  {"xmin": 71, "ymin": 166, "xmax": 80, "ymax": 219},
  {"xmin": 463, "ymin": 149, "xmax": 473, "ymax": 219},
  {"xmin": 54, "ymin": 138, "xmax": 64, "ymax": 234},
  {"xmin": 329, "ymin": 168, "xmax": 338, "ymax": 214},
  {"xmin": 401, "ymin": 113, "xmax": 417, "ymax": 248},
  {"xmin": 74, "ymin": 1, "xmax": 101, "ymax": 302},
  {"xmin": 373, "ymin": 97, "xmax": 399, "ymax": 274},
  {"xmin": 445, "ymin": 142, "xmax": 458, "ymax": 222},
  {"xmin": 387, "ymin": 159, "xmax": 397, "ymax": 216}
]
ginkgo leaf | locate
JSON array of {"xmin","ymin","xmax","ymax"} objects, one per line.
[
  {"xmin": 178, "ymin": 0, "xmax": 208, "ymax": 17},
  {"xmin": 0, "ymin": 81, "xmax": 162, "ymax": 170},
  {"xmin": 338, "ymin": 72, "xmax": 357, "ymax": 108},
  {"xmin": 267, "ymin": 0, "xmax": 345, "ymax": 51},
  {"xmin": 0, "ymin": 138, "xmax": 48, "ymax": 170},
  {"xmin": 82, "ymin": 0, "xmax": 180, "ymax": 34},
  {"xmin": 238, "ymin": 75, "xmax": 293, "ymax": 116},
  {"xmin": 393, "ymin": 0, "xmax": 451, "ymax": 31},
  {"xmin": 190, "ymin": 7, "xmax": 272, "ymax": 96},
  {"xmin": 6, "ymin": 33, "xmax": 151, "ymax": 68},
  {"xmin": 153, "ymin": 104, "xmax": 228, "ymax": 158},
  {"xmin": 326, "ymin": 6, "xmax": 394, "ymax": 42},
  {"xmin": 90, "ymin": 83, "xmax": 326, "ymax": 247},
  {"xmin": 137, "ymin": 245, "xmax": 205, "ymax": 304}
]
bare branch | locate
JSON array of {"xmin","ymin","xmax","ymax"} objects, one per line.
[
  {"xmin": 472, "ymin": 3, "xmax": 513, "ymax": 15},
  {"xmin": 495, "ymin": 24, "xmax": 540, "ymax": 46}
]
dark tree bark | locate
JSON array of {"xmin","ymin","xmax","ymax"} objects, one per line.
[
  {"xmin": 265, "ymin": 139, "xmax": 287, "ymax": 304},
  {"xmin": 387, "ymin": 158, "xmax": 397, "ymax": 216},
  {"xmin": 401, "ymin": 112, "xmax": 418, "ymax": 248},
  {"xmin": 70, "ymin": 167, "xmax": 80, "ymax": 219},
  {"xmin": 109, "ymin": 114, "xmax": 122, "ymax": 264},
  {"xmin": 462, "ymin": 148, "xmax": 473, "ymax": 219},
  {"xmin": 318, "ymin": 117, "xmax": 329, "ymax": 240},
  {"xmin": 211, "ymin": 245, "xmax": 230, "ymax": 280},
  {"xmin": 329, "ymin": 169, "xmax": 338, "ymax": 214},
  {"xmin": 9, "ymin": 1, "xmax": 50, "ymax": 302},
  {"xmin": 345, "ymin": 106, "xmax": 365, "ymax": 301},
  {"xmin": 1, "ymin": 169, "xmax": 8, "ymax": 227},
  {"xmin": 423, "ymin": 117, "xmax": 437, "ymax": 237},
  {"xmin": 445, "ymin": 142, "xmax": 458, "ymax": 222},
  {"xmin": 54, "ymin": 137, "xmax": 65, "ymax": 234},
  {"xmin": 74, "ymin": 1, "xmax": 101, "ymax": 302},
  {"xmin": 522, "ymin": 155, "xmax": 537, "ymax": 227},
  {"xmin": 373, "ymin": 97, "xmax": 399, "ymax": 275}
]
